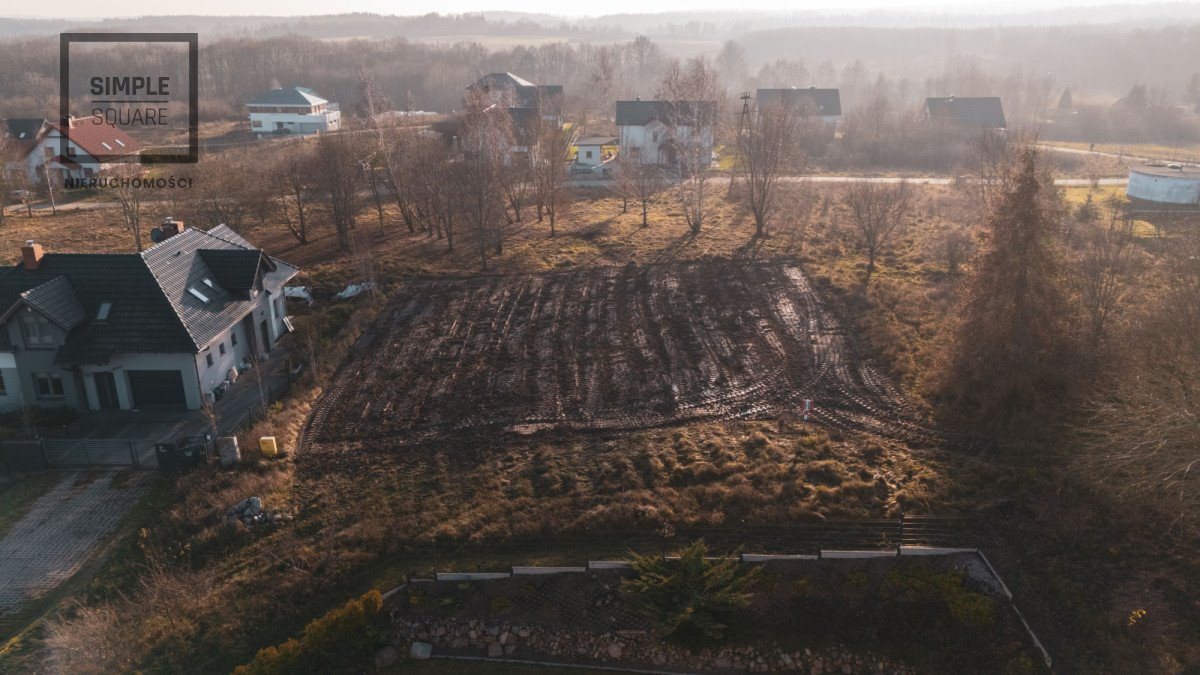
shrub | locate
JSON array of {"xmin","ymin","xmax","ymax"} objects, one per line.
[
  {"xmin": 621, "ymin": 540, "xmax": 757, "ymax": 644},
  {"xmin": 233, "ymin": 590, "xmax": 385, "ymax": 675}
]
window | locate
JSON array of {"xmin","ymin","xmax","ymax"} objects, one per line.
[
  {"xmin": 67, "ymin": 146, "xmax": 76, "ymax": 156},
  {"xmin": 585, "ymin": 150, "xmax": 593, "ymax": 159},
  {"xmin": 0, "ymin": 373, "xmax": 7, "ymax": 395},
  {"xmin": 231, "ymin": 331, "xmax": 238, "ymax": 346},
  {"xmin": 33, "ymin": 372, "xmax": 64, "ymax": 398},
  {"xmin": 219, "ymin": 342, "xmax": 226, "ymax": 355},
  {"xmin": 20, "ymin": 313, "xmax": 54, "ymax": 348},
  {"xmin": 252, "ymin": 120, "xmax": 263, "ymax": 128},
  {"xmin": 96, "ymin": 302, "xmax": 112, "ymax": 321},
  {"xmin": 188, "ymin": 287, "xmax": 210, "ymax": 303},
  {"xmin": 206, "ymin": 353, "xmax": 214, "ymax": 367}
]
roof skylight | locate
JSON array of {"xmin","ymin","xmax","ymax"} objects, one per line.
[{"xmin": 188, "ymin": 287, "xmax": 210, "ymax": 303}]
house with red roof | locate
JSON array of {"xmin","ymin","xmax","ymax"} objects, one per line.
[{"xmin": 3, "ymin": 115, "xmax": 143, "ymax": 186}]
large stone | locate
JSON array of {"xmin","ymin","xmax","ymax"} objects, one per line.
[
  {"xmin": 488, "ymin": 642, "xmax": 504, "ymax": 658},
  {"xmin": 607, "ymin": 642, "xmax": 624, "ymax": 659},
  {"xmin": 408, "ymin": 642, "xmax": 432, "ymax": 660},
  {"xmin": 374, "ymin": 645, "xmax": 400, "ymax": 669}
]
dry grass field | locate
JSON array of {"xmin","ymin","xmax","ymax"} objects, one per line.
[{"xmin": 4, "ymin": 177, "xmax": 1198, "ymax": 673}]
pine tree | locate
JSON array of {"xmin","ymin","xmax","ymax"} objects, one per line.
[{"xmin": 939, "ymin": 149, "xmax": 1074, "ymax": 438}]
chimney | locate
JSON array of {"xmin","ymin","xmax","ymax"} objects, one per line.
[
  {"xmin": 21, "ymin": 240, "xmax": 43, "ymax": 271},
  {"xmin": 151, "ymin": 217, "xmax": 186, "ymax": 243}
]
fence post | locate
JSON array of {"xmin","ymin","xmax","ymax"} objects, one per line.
[
  {"xmin": 897, "ymin": 513, "xmax": 905, "ymax": 555},
  {"xmin": 83, "ymin": 440, "xmax": 91, "ymax": 466},
  {"xmin": 40, "ymin": 439, "xmax": 49, "ymax": 470},
  {"xmin": 432, "ymin": 539, "xmax": 438, "ymax": 576},
  {"xmin": 129, "ymin": 440, "xmax": 139, "ymax": 468}
]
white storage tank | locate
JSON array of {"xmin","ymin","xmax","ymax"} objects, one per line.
[{"xmin": 1126, "ymin": 163, "xmax": 1200, "ymax": 206}]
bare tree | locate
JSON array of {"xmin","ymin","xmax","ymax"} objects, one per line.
[
  {"xmin": 1074, "ymin": 228, "xmax": 1200, "ymax": 533},
  {"xmin": 315, "ymin": 133, "xmax": 367, "ymax": 252},
  {"xmin": 39, "ymin": 155, "xmax": 57, "ymax": 216},
  {"xmin": 614, "ymin": 156, "xmax": 667, "ymax": 227},
  {"xmin": 843, "ymin": 180, "xmax": 912, "ymax": 281},
  {"xmin": 102, "ymin": 164, "xmax": 149, "ymax": 252},
  {"xmin": 410, "ymin": 136, "xmax": 457, "ymax": 251},
  {"xmin": 934, "ymin": 225, "xmax": 975, "ymax": 276},
  {"xmin": 659, "ymin": 57, "xmax": 723, "ymax": 234},
  {"xmin": 267, "ymin": 145, "xmax": 318, "ymax": 244},
  {"xmin": 0, "ymin": 136, "xmax": 22, "ymax": 227},
  {"xmin": 736, "ymin": 97, "xmax": 805, "ymax": 235},
  {"xmin": 530, "ymin": 113, "xmax": 573, "ymax": 236},
  {"xmin": 1074, "ymin": 198, "xmax": 1136, "ymax": 345},
  {"xmin": 456, "ymin": 90, "xmax": 513, "ymax": 269}
]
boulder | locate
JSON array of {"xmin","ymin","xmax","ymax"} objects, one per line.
[
  {"xmin": 487, "ymin": 642, "xmax": 504, "ymax": 658},
  {"xmin": 408, "ymin": 642, "xmax": 432, "ymax": 660},
  {"xmin": 374, "ymin": 645, "xmax": 400, "ymax": 669},
  {"xmin": 607, "ymin": 642, "xmax": 623, "ymax": 659}
]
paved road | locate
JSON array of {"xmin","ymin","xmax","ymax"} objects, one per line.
[{"xmin": 0, "ymin": 472, "xmax": 148, "ymax": 616}]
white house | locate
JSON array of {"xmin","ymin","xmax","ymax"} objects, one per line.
[
  {"xmin": 248, "ymin": 86, "xmax": 340, "ymax": 137},
  {"xmin": 615, "ymin": 100, "xmax": 716, "ymax": 168},
  {"xmin": 0, "ymin": 221, "xmax": 298, "ymax": 412},
  {"xmin": 3, "ymin": 116, "xmax": 142, "ymax": 184}
]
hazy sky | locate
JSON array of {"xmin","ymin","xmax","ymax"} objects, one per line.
[{"xmin": 15, "ymin": 0, "xmax": 1194, "ymax": 19}]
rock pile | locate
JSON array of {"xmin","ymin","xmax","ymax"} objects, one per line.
[
  {"xmin": 226, "ymin": 496, "xmax": 290, "ymax": 527},
  {"xmin": 394, "ymin": 618, "xmax": 914, "ymax": 673}
]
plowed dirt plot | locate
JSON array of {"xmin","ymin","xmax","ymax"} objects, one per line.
[{"xmin": 308, "ymin": 261, "xmax": 932, "ymax": 447}]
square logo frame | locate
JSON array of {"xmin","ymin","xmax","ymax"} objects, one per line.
[{"xmin": 59, "ymin": 32, "xmax": 199, "ymax": 164}]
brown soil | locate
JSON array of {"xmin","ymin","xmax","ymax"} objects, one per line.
[{"xmin": 306, "ymin": 261, "xmax": 933, "ymax": 453}]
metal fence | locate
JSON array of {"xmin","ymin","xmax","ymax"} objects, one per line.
[
  {"xmin": 1, "ymin": 436, "xmax": 212, "ymax": 471},
  {"xmin": 407, "ymin": 516, "xmax": 974, "ymax": 576}
]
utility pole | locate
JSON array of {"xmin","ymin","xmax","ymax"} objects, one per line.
[{"xmin": 728, "ymin": 91, "xmax": 752, "ymax": 197}]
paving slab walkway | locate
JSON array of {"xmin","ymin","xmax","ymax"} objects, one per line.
[{"xmin": 0, "ymin": 472, "xmax": 148, "ymax": 618}]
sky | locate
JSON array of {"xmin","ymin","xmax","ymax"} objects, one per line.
[{"xmin": 12, "ymin": 0, "xmax": 1195, "ymax": 19}]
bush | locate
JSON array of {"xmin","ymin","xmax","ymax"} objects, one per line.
[
  {"xmin": 621, "ymin": 540, "xmax": 757, "ymax": 644},
  {"xmin": 233, "ymin": 590, "xmax": 386, "ymax": 675}
]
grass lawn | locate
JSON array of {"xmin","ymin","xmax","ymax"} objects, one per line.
[{"xmin": 1046, "ymin": 140, "xmax": 1200, "ymax": 162}]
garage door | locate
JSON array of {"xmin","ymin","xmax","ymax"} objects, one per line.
[{"xmin": 127, "ymin": 370, "xmax": 186, "ymax": 407}]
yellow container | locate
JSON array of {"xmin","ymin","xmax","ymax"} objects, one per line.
[{"xmin": 259, "ymin": 436, "xmax": 279, "ymax": 458}]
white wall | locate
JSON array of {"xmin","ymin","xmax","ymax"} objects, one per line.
[
  {"xmin": 249, "ymin": 109, "xmax": 340, "ymax": 136},
  {"xmin": 617, "ymin": 120, "xmax": 712, "ymax": 167},
  {"xmin": 80, "ymin": 353, "xmax": 202, "ymax": 410}
]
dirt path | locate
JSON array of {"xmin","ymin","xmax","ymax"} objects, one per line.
[{"xmin": 306, "ymin": 261, "xmax": 935, "ymax": 452}]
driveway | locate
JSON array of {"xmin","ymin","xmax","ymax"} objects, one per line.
[{"xmin": 0, "ymin": 472, "xmax": 148, "ymax": 621}]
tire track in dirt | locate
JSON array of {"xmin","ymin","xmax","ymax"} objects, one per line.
[{"xmin": 305, "ymin": 261, "xmax": 940, "ymax": 449}]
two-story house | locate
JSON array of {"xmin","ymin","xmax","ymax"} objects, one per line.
[
  {"xmin": 0, "ymin": 222, "xmax": 298, "ymax": 412},
  {"xmin": 247, "ymin": 86, "xmax": 341, "ymax": 137},
  {"xmin": 615, "ymin": 100, "xmax": 717, "ymax": 167},
  {"xmin": 3, "ymin": 116, "xmax": 143, "ymax": 184}
]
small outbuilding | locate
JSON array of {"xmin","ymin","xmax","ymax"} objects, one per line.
[{"xmin": 574, "ymin": 136, "xmax": 617, "ymax": 167}]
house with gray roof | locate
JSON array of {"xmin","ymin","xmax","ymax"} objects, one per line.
[
  {"xmin": 925, "ymin": 96, "xmax": 1007, "ymax": 130},
  {"xmin": 615, "ymin": 100, "xmax": 717, "ymax": 167},
  {"xmin": 756, "ymin": 87, "xmax": 842, "ymax": 125},
  {"xmin": 467, "ymin": 72, "xmax": 563, "ymax": 122},
  {"xmin": 0, "ymin": 221, "xmax": 298, "ymax": 412},
  {"xmin": 247, "ymin": 86, "xmax": 340, "ymax": 137}
]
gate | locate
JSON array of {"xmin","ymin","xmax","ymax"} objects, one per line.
[{"xmin": 2, "ymin": 437, "xmax": 211, "ymax": 471}]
